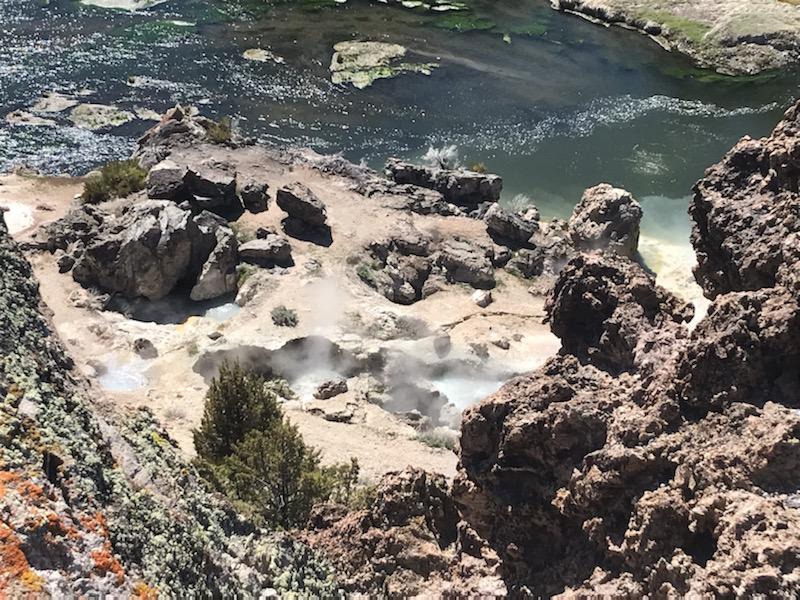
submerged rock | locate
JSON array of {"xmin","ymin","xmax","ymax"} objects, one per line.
[
  {"xmin": 243, "ymin": 48, "xmax": 285, "ymax": 64},
  {"xmin": 69, "ymin": 103, "xmax": 135, "ymax": 130},
  {"xmin": 330, "ymin": 41, "xmax": 438, "ymax": 89}
]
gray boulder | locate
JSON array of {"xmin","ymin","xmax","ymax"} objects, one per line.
[
  {"xmin": 238, "ymin": 236, "xmax": 292, "ymax": 267},
  {"xmin": 276, "ymin": 183, "xmax": 327, "ymax": 227},
  {"xmin": 184, "ymin": 162, "xmax": 241, "ymax": 213},
  {"xmin": 437, "ymin": 238, "xmax": 495, "ymax": 289},
  {"xmin": 314, "ymin": 379, "xmax": 349, "ymax": 400},
  {"xmin": 239, "ymin": 180, "xmax": 270, "ymax": 214},
  {"xmin": 72, "ymin": 200, "xmax": 235, "ymax": 301},
  {"xmin": 483, "ymin": 202, "xmax": 538, "ymax": 247},
  {"xmin": 147, "ymin": 159, "xmax": 187, "ymax": 200},
  {"xmin": 190, "ymin": 218, "xmax": 238, "ymax": 301},
  {"xmin": 385, "ymin": 158, "xmax": 502, "ymax": 207},
  {"xmin": 568, "ymin": 184, "xmax": 642, "ymax": 258}
]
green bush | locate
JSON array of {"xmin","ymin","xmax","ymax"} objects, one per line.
[
  {"xmin": 193, "ymin": 363, "xmax": 282, "ymax": 461},
  {"xmin": 81, "ymin": 159, "xmax": 147, "ymax": 203},
  {"xmin": 414, "ymin": 430, "xmax": 458, "ymax": 451},
  {"xmin": 271, "ymin": 305, "xmax": 299, "ymax": 328},
  {"xmin": 193, "ymin": 362, "xmax": 360, "ymax": 528},
  {"xmin": 206, "ymin": 116, "xmax": 232, "ymax": 144}
]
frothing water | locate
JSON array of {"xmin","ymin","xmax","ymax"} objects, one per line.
[{"xmin": 2, "ymin": 0, "xmax": 798, "ymax": 265}]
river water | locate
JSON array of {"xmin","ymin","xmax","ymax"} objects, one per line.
[{"xmin": 2, "ymin": 0, "xmax": 798, "ymax": 294}]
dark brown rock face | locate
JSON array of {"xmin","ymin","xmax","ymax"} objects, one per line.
[
  {"xmin": 304, "ymin": 468, "xmax": 505, "ymax": 598},
  {"xmin": 455, "ymin": 104, "xmax": 800, "ymax": 596},
  {"xmin": 547, "ymin": 254, "xmax": 693, "ymax": 374},
  {"xmin": 691, "ymin": 102, "xmax": 800, "ymax": 299}
]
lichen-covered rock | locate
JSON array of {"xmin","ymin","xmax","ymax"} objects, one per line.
[
  {"xmin": 568, "ymin": 183, "xmax": 642, "ymax": 258},
  {"xmin": 691, "ymin": 102, "xmax": 800, "ymax": 299},
  {"xmin": 0, "ymin": 213, "xmax": 341, "ymax": 597}
]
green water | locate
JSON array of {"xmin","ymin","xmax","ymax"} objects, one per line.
[{"xmin": 1, "ymin": 0, "xmax": 797, "ymax": 250}]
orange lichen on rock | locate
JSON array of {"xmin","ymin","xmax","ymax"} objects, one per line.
[
  {"xmin": 80, "ymin": 511, "xmax": 109, "ymax": 537},
  {"xmin": 0, "ymin": 471, "xmax": 21, "ymax": 499},
  {"xmin": 0, "ymin": 523, "xmax": 36, "ymax": 593},
  {"xmin": 133, "ymin": 581, "xmax": 159, "ymax": 599},
  {"xmin": 91, "ymin": 545, "xmax": 125, "ymax": 584}
]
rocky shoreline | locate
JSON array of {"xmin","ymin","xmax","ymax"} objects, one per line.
[
  {"xmin": 2, "ymin": 99, "xmax": 800, "ymax": 596},
  {"xmin": 551, "ymin": 0, "xmax": 800, "ymax": 75}
]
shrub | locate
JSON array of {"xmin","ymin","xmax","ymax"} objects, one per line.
[
  {"xmin": 356, "ymin": 263, "xmax": 378, "ymax": 287},
  {"xmin": 236, "ymin": 264, "xmax": 255, "ymax": 287},
  {"xmin": 224, "ymin": 423, "xmax": 331, "ymax": 529},
  {"xmin": 193, "ymin": 363, "xmax": 281, "ymax": 461},
  {"xmin": 470, "ymin": 162, "xmax": 487, "ymax": 174},
  {"xmin": 81, "ymin": 159, "xmax": 147, "ymax": 203},
  {"xmin": 194, "ymin": 363, "xmax": 361, "ymax": 528},
  {"xmin": 414, "ymin": 430, "xmax": 458, "ymax": 451},
  {"xmin": 206, "ymin": 116, "xmax": 232, "ymax": 144},
  {"xmin": 271, "ymin": 305, "xmax": 298, "ymax": 327}
]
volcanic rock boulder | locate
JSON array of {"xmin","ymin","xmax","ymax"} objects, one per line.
[
  {"xmin": 238, "ymin": 235, "xmax": 293, "ymax": 267},
  {"xmin": 358, "ymin": 226, "xmax": 496, "ymax": 304},
  {"xmin": 190, "ymin": 212, "xmax": 239, "ymax": 301},
  {"xmin": 568, "ymin": 183, "xmax": 642, "ymax": 258},
  {"xmin": 239, "ymin": 179, "xmax": 270, "ymax": 213},
  {"xmin": 437, "ymin": 237, "xmax": 496, "ymax": 289},
  {"xmin": 547, "ymin": 254, "xmax": 693, "ymax": 374},
  {"xmin": 276, "ymin": 182, "xmax": 328, "ymax": 227},
  {"xmin": 385, "ymin": 158, "xmax": 502, "ymax": 208},
  {"xmin": 483, "ymin": 202, "xmax": 538, "ymax": 248},
  {"xmin": 304, "ymin": 468, "xmax": 505, "ymax": 597},
  {"xmin": 146, "ymin": 158, "xmax": 187, "ymax": 200},
  {"xmin": 691, "ymin": 102, "xmax": 800, "ymax": 299},
  {"xmin": 184, "ymin": 161, "xmax": 241, "ymax": 215},
  {"xmin": 71, "ymin": 200, "xmax": 237, "ymax": 301}
]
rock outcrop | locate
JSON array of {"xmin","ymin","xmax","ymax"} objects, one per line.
[
  {"xmin": 483, "ymin": 202, "xmax": 538, "ymax": 248},
  {"xmin": 69, "ymin": 200, "xmax": 238, "ymax": 301},
  {"xmin": 691, "ymin": 102, "xmax": 800, "ymax": 299},
  {"xmin": 276, "ymin": 182, "xmax": 328, "ymax": 228},
  {"xmin": 385, "ymin": 158, "xmax": 502, "ymax": 209},
  {"xmin": 359, "ymin": 225, "xmax": 496, "ymax": 304},
  {"xmin": 0, "ymin": 213, "xmax": 339, "ymax": 597},
  {"xmin": 568, "ymin": 183, "xmax": 642, "ymax": 259},
  {"xmin": 454, "ymin": 101, "xmax": 800, "ymax": 597},
  {"xmin": 304, "ymin": 468, "xmax": 504, "ymax": 598}
]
